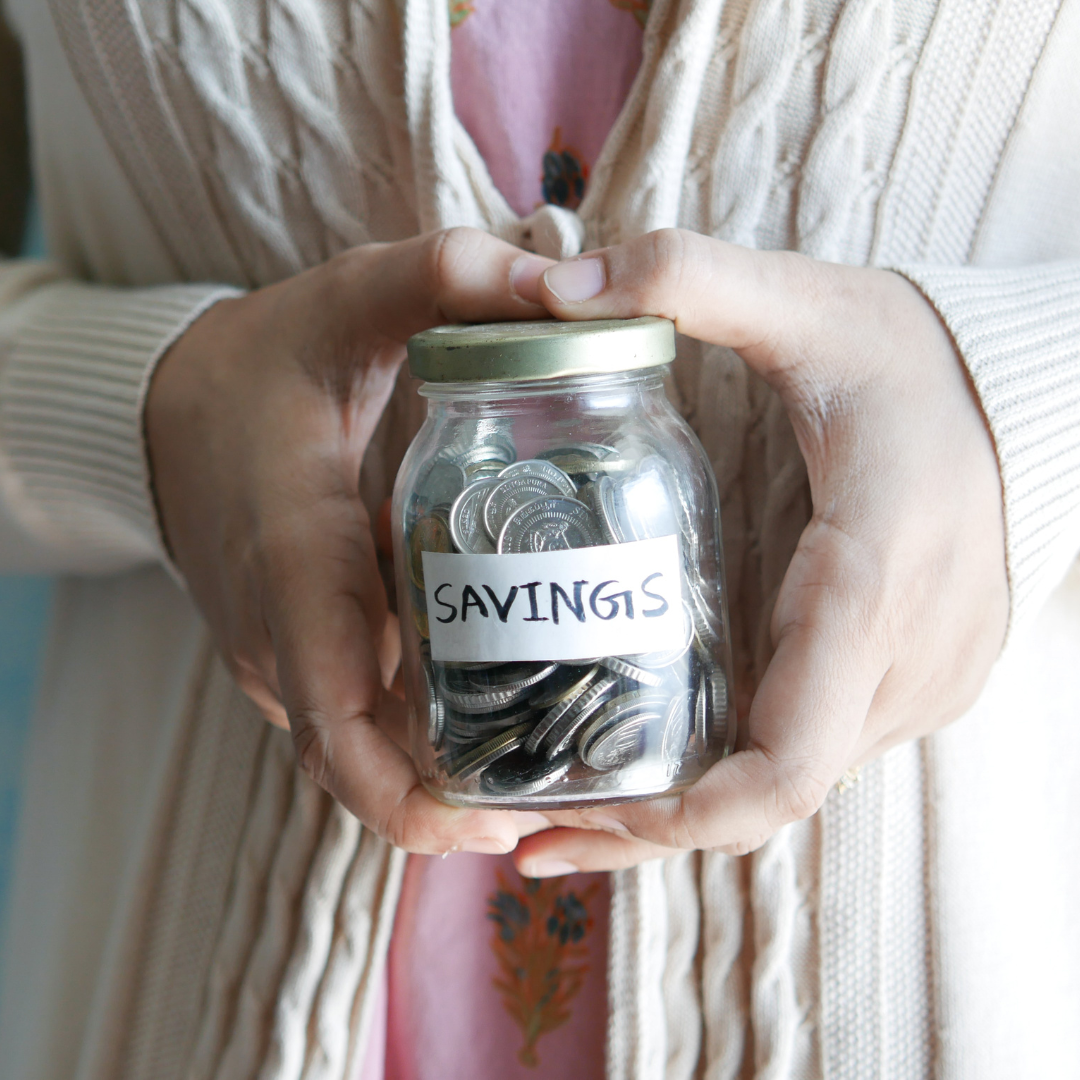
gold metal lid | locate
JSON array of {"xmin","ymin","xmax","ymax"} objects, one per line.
[{"xmin": 406, "ymin": 317, "xmax": 675, "ymax": 383}]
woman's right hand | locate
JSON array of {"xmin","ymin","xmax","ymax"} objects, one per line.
[{"xmin": 145, "ymin": 228, "xmax": 554, "ymax": 855}]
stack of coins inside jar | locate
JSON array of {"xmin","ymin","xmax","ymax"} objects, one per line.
[{"xmin": 394, "ymin": 318, "xmax": 736, "ymax": 810}]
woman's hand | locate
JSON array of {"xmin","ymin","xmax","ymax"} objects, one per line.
[
  {"xmin": 513, "ymin": 228, "xmax": 1009, "ymax": 874},
  {"xmin": 146, "ymin": 228, "xmax": 553, "ymax": 855}
]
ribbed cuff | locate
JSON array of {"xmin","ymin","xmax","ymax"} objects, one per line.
[
  {"xmin": 0, "ymin": 281, "xmax": 241, "ymax": 572},
  {"xmin": 893, "ymin": 262, "xmax": 1080, "ymax": 636}
]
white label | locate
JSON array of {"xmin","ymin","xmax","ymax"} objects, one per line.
[{"xmin": 423, "ymin": 535, "xmax": 683, "ymax": 662}]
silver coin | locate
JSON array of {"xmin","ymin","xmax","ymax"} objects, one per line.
[
  {"xmin": 537, "ymin": 448, "xmax": 632, "ymax": 477},
  {"xmin": 454, "ymin": 440, "xmax": 516, "ymax": 471},
  {"xmin": 415, "ymin": 459, "xmax": 466, "ymax": 508},
  {"xmin": 537, "ymin": 442, "xmax": 618, "ymax": 464},
  {"xmin": 498, "ymin": 497, "xmax": 605, "ymax": 553},
  {"xmin": 598, "ymin": 656, "xmax": 665, "ymax": 688},
  {"xmin": 530, "ymin": 664, "xmax": 600, "ymax": 710},
  {"xmin": 479, "ymin": 749, "xmax": 574, "ymax": 796},
  {"xmin": 497, "ymin": 459, "xmax": 576, "ymax": 496},
  {"xmin": 444, "ymin": 704, "xmax": 535, "ymax": 744},
  {"xmin": 524, "ymin": 671, "xmax": 611, "ymax": 754},
  {"xmin": 483, "ymin": 475, "xmax": 565, "ymax": 541},
  {"xmin": 706, "ymin": 668, "xmax": 730, "ymax": 749},
  {"xmin": 449, "ymin": 478, "xmax": 501, "ymax": 554},
  {"xmin": 578, "ymin": 692, "xmax": 669, "ymax": 771},
  {"xmin": 466, "ymin": 661, "xmax": 558, "ymax": 693},
  {"xmin": 628, "ymin": 600, "xmax": 695, "ymax": 669},
  {"xmin": 592, "ymin": 474, "xmax": 624, "ymax": 544},
  {"xmin": 438, "ymin": 662, "xmax": 558, "ymax": 714},
  {"xmin": 694, "ymin": 670, "xmax": 708, "ymax": 750},
  {"xmin": 421, "ymin": 658, "xmax": 446, "ymax": 749},
  {"xmin": 448, "ymin": 721, "xmax": 534, "ymax": 780},
  {"xmin": 464, "ymin": 462, "xmax": 505, "ymax": 481},
  {"xmin": 688, "ymin": 580, "xmax": 723, "ymax": 650},
  {"xmin": 543, "ymin": 676, "xmax": 619, "ymax": 758},
  {"xmin": 660, "ymin": 691, "xmax": 693, "ymax": 764}
]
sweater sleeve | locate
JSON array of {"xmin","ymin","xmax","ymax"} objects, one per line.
[
  {"xmin": 0, "ymin": 259, "xmax": 241, "ymax": 574},
  {"xmin": 892, "ymin": 260, "xmax": 1080, "ymax": 638}
]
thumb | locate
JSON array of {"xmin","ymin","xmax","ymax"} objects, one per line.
[{"xmin": 537, "ymin": 228, "xmax": 852, "ymax": 388}]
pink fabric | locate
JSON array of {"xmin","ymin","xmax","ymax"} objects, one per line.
[
  {"xmin": 449, "ymin": 0, "xmax": 645, "ymax": 216},
  {"xmin": 378, "ymin": 854, "xmax": 609, "ymax": 1079},
  {"xmin": 358, "ymin": 7, "xmax": 644, "ymax": 1076}
]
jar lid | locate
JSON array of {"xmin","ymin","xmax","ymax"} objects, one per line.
[{"xmin": 406, "ymin": 316, "xmax": 675, "ymax": 382}]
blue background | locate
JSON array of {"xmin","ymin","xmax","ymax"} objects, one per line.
[{"xmin": 0, "ymin": 199, "xmax": 54, "ymax": 982}]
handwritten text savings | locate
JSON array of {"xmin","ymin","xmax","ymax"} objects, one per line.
[{"xmin": 431, "ymin": 573, "xmax": 673, "ymax": 627}]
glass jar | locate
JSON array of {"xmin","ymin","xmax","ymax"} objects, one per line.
[{"xmin": 392, "ymin": 317, "xmax": 735, "ymax": 810}]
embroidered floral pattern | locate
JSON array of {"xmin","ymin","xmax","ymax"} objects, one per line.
[
  {"xmin": 487, "ymin": 869, "xmax": 599, "ymax": 1067},
  {"xmin": 448, "ymin": 0, "xmax": 475, "ymax": 28},
  {"xmin": 609, "ymin": 0, "xmax": 651, "ymax": 29},
  {"xmin": 542, "ymin": 127, "xmax": 589, "ymax": 210}
]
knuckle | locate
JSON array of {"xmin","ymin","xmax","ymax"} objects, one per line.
[
  {"xmin": 766, "ymin": 758, "xmax": 832, "ymax": 829},
  {"xmin": 643, "ymin": 228, "xmax": 691, "ymax": 289},
  {"xmin": 426, "ymin": 226, "xmax": 486, "ymax": 294},
  {"xmin": 291, "ymin": 713, "xmax": 334, "ymax": 791}
]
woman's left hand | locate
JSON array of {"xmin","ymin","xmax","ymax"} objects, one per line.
[{"xmin": 511, "ymin": 229, "xmax": 1009, "ymax": 876}]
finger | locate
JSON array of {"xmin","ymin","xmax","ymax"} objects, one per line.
[
  {"xmin": 538, "ymin": 228, "xmax": 858, "ymax": 384},
  {"xmin": 513, "ymin": 827, "xmax": 678, "ymax": 877},
  {"xmin": 266, "ymin": 516, "xmax": 520, "ymax": 855},
  {"xmin": 352, "ymin": 228, "xmax": 556, "ymax": 344},
  {"xmin": 572, "ymin": 526, "xmax": 889, "ymax": 851}
]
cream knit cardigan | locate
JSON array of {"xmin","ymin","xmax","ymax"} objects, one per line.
[{"xmin": 2, "ymin": 0, "xmax": 1080, "ymax": 1078}]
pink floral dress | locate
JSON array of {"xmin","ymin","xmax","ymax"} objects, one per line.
[{"xmin": 359, "ymin": 2, "xmax": 646, "ymax": 1076}]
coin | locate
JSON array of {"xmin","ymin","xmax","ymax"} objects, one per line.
[
  {"xmin": 592, "ymin": 475, "xmax": 624, "ymax": 544},
  {"xmin": 688, "ymin": 581, "xmax": 723, "ymax": 650},
  {"xmin": 415, "ymin": 459, "xmax": 466, "ymax": 509},
  {"xmin": 444, "ymin": 703, "xmax": 535, "ymax": 744},
  {"xmin": 479, "ymin": 748, "xmax": 574, "ymax": 796},
  {"xmin": 537, "ymin": 442, "xmax": 618, "ymax": 464},
  {"xmin": 542, "ymin": 675, "xmax": 618, "ymax": 758},
  {"xmin": 438, "ymin": 662, "xmax": 558, "ymax": 713},
  {"xmin": 694, "ymin": 671, "xmax": 708, "ymax": 750},
  {"xmin": 482, "ymin": 475, "xmax": 566, "ymax": 541},
  {"xmin": 421, "ymin": 659, "xmax": 446, "ymax": 749},
  {"xmin": 537, "ymin": 447, "xmax": 632, "ymax": 478},
  {"xmin": 598, "ymin": 656, "xmax": 665, "ymax": 688},
  {"xmin": 524, "ymin": 671, "xmax": 610, "ymax": 754},
  {"xmin": 660, "ymin": 691, "xmax": 692, "ymax": 764},
  {"xmin": 449, "ymin": 721, "xmax": 534, "ymax": 780},
  {"xmin": 465, "ymin": 661, "xmax": 559, "ymax": 694},
  {"xmin": 413, "ymin": 606, "xmax": 430, "ymax": 640},
  {"xmin": 706, "ymin": 669, "xmax": 729, "ymax": 748},
  {"xmin": 498, "ymin": 497, "xmax": 605, "ymax": 553},
  {"xmin": 529, "ymin": 664, "xmax": 600, "ymax": 710},
  {"xmin": 409, "ymin": 512, "xmax": 452, "ymax": 590},
  {"xmin": 497, "ymin": 459, "xmax": 576, "ymax": 496},
  {"xmin": 449, "ymin": 478, "xmax": 501, "ymax": 554},
  {"xmin": 578, "ymin": 692, "xmax": 668, "ymax": 771}
]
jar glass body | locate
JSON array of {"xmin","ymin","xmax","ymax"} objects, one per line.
[{"xmin": 391, "ymin": 366, "xmax": 735, "ymax": 810}]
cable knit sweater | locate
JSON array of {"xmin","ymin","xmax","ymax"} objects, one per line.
[{"xmin": 1, "ymin": 1, "xmax": 1080, "ymax": 1078}]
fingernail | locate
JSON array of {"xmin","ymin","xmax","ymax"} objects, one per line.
[
  {"xmin": 509, "ymin": 255, "xmax": 551, "ymax": 304},
  {"xmin": 524, "ymin": 859, "xmax": 579, "ymax": 879},
  {"xmin": 582, "ymin": 812, "xmax": 631, "ymax": 835},
  {"xmin": 544, "ymin": 258, "xmax": 606, "ymax": 304},
  {"xmin": 461, "ymin": 836, "xmax": 513, "ymax": 855}
]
